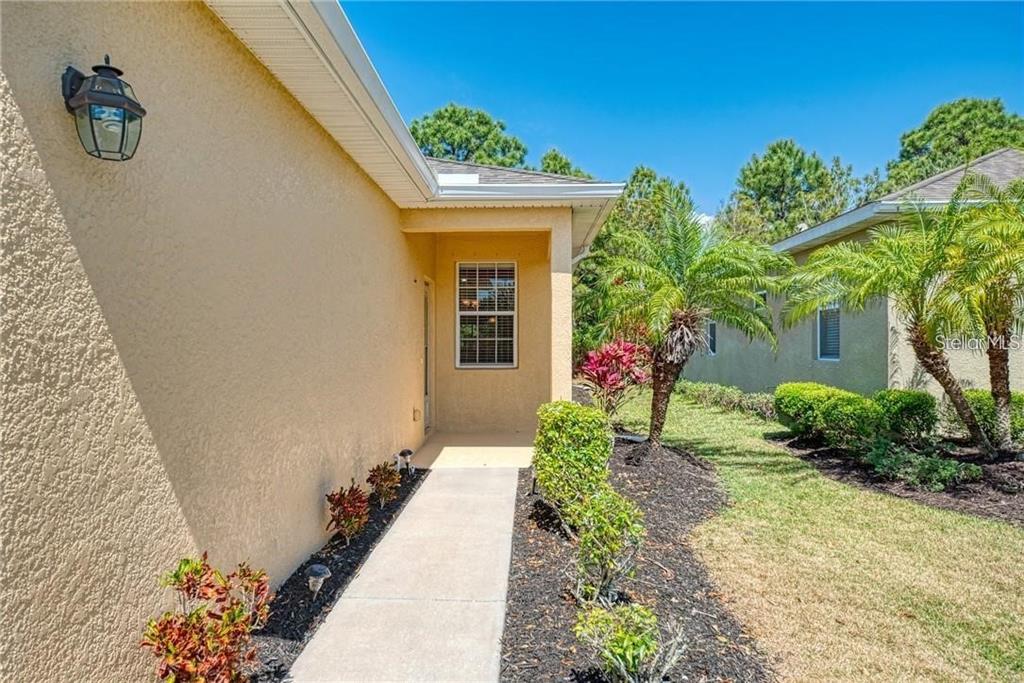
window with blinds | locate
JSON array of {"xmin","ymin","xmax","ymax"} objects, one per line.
[
  {"xmin": 457, "ymin": 262, "xmax": 516, "ymax": 368},
  {"xmin": 708, "ymin": 321, "xmax": 717, "ymax": 355},
  {"xmin": 817, "ymin": 303, "xmax": 840, "ymax": 360}
]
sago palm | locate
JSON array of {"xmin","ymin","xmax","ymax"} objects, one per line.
[
  {"xmin": 948, "ymin": 174, "xmax": 1024, "ymax": 451},
  {"xmin": 784, "ymin": 199, "xmax": 995, "ymax": 454},
  {"xmin": 591, "ymin": 186, "xmax": 790, "ymax": 461}
]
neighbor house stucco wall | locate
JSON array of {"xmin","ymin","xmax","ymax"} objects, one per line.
[
  {"xmin": 684, "ymin": 296, "xmax": 890, "ymax": 395},
  {"xmin": 433, "ymin": 231, "xmax": 553, "ymax": 433},
  {"xmin": 886, "ymin": 299, "xmax": 1024, "ymax": 394},
  {"xmin": 1, "ymin": 2, "xmax": 435, "ymax": 680}
]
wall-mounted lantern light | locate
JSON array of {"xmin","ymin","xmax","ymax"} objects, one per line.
[{"xmin": 62, "ymin": 55, "xmax": 146, "ymax": 161}]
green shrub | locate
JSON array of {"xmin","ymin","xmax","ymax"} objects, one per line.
[
  {"xmin": 739, "ymin": 392, "xmax": 776, "ymax": 421},
  {"xmin": 575, "ymin": 604, "xmax": 686, "ymax": 683},
  {"xmin": 678, "ymin": 381, "xmax": 776, "ymax": 421},
  {"xmin": 873, "ymin": 389, "xmax": 938, "ymax": 444},
  {"xmin": 569, "ymin": 484, "xmax": 645, "ymax": 602},
  {"xmin": 943, "ymin": 390, "xmax": 1024, "ymax": 444},
  {"xmin": 864, "ymin": 440, "xmax": 984, "ymax": 492},
  {"xmin": 773, "ymin": 382, "xmax": 836, "ymax": 439},
  {"xmin": 534, "ymin": 401, "xmax": 612, "ymax": 517},
  {"xmin": 575, "ymin": 604, "xmax": 658, "ymax": 682},
  {"xmin": 815, "ymin": 392, "xmax": 885, "ymax": 450}
]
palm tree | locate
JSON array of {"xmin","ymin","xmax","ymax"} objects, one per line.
[
  {"xmin": 590, "ymin": 186, "xmax": 790, "ymax": 462},
  {"xmin": 949, "ymin": 175, "xmax": 1024, "ymax": 451},
  {"xmin": 784, "ymin": 199, "xmax": 995, "ymax": 454}
]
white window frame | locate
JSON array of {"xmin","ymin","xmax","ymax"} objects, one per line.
[
  {"xmin": 455, "ymin": 261, "xmax": 518, "ymax": 369},
  {"xmin": 707, "ymin": 320, "xmax": 717, "ymax": 356},
  {"xmin": 816, "ymin": 303, "xmax": 840, "ymax": 361}
]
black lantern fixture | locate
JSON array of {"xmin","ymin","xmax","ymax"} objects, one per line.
[{"xmin": 62, "ymin": 55, "xmax": 146, "ymax": 161}]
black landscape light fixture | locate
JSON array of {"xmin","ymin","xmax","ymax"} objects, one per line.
[{"xmin": 62, "ymin": 55, "xmax": 146, "ymax": 161}]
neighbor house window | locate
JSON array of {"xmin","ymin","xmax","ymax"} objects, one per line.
[
  {"xmin": 708, "ymin": 321, "xmax": 717, "ymax": 355},
  {"xmin": 817, "ymin": 303, "xmax": 840, "ymax": 360},
  {"xmin": 457, "ymin": 262, "xmax": 516, "ymax": 368}
]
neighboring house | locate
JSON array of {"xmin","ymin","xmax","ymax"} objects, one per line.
[
  {"xmin": 686, "ymin": 147, "xmax": 1024, "ymax": 396},
  {"xmin": 0, "ymin": 2, "xmax": 622, "ymax": 681}
]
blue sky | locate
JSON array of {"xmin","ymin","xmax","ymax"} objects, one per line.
[{"xmin": 344, "ymin": 2, "xmax": 1024, "ymax": 213}]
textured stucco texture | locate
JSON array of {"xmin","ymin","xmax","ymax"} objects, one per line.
[{"xmin": 1, "ymin": 2, "xmax": 568, "ymax": 681}]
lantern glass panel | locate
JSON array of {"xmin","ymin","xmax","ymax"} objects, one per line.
[
  {"xmin": 90, "ymin": 104, "xmax": 125, "ymax": 159},
  {"xmin": 121, "ymin": 81, "xmax": 137, "ymax": 102},
  {"xmin": 122, "ymin": 112, "xmax": 142, "ymax": 159},
  {"xmin": 74, "ymin": 106, "xmax": 97, "ymax": 156}
]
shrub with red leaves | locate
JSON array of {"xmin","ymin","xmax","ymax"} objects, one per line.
[
  {"xmin": 579, "ymin": 339, "xmax": 652, "ymax": 417},
  {"xmin": 366, "ymin": 462, "xmax": 401, "ymax": 509},
  {"xmin": 141, "ymin": 553, "xmax": 271, "ymax": 682},
  {"xmin": 326, "ymin": 479, "xmax": 370, "ymax": 545}
]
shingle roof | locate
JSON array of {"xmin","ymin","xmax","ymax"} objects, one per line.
[
  {"xmin": 880, "ymin": 147, "xmax": 1024, "ymax": 202},
  {"xmin": 425, "ymin": 157, "xmax": 604, "ymax": 185}
]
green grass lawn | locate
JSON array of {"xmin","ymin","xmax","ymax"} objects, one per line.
[{"xmin": 618, "ymin": 394, "xmax": 1024, "ymax": 681}]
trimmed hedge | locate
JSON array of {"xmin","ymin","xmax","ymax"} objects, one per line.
[
  {"xmin": 873, "ymin": 389, "xmax": 938, "ymax": 444},
  {"xmin": 773, "ymin": 382, "xmax": 835, "ymax": 439},
  {"xmin": 774, "ymin": 382, "xmax": 884, "ymax": 449},
  {"xmin": 534, "ymin": 401, "xmax": 613, "ymax": 519},
  {"xmin": 943, "ymin": 390, "xmax": 1024, "ymax": 444},
  {"xmin": 816, "ymin": 392, "xmax": 885, "ymax": 449},
  {"xmin": 678, "ymin": 380, "xmax": 776, "ymax": 421}
]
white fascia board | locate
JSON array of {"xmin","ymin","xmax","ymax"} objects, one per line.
[
  {"xmin": 290, "ymin": 3, "xmax": 626, "ymax": 209},
  {"xmin": 306, "ymin": 0, "xmax": 438, "ymax": 199},
  {"xmin": 431, "ymin": 183, "xmax": 626, "ymax": 202}
]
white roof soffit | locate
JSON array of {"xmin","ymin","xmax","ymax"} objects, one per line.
[{"xmin": 205, "ymin": 0, "xmax": 622, "ymax": 209}]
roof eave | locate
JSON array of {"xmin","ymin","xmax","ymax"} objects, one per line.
[
  {"xmin": 772, "ymin": 202, "xmax": 901, "ymax": 254},
  {"xmin": 304, "ymin": 0, "xmax": 438, "ymax": 199},
  {"xmin": 431, "ymin": 183, "xmax": 626, "ymax": 202}
]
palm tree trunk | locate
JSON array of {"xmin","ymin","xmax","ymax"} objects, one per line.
[
  {"xmin": 645, "ymin": 352, "xmax": 684, "ymax": 450},
  {"xmin": 908, "ymin": 325, "xmax": 994, "ymax": 454},
  {"xmin": 986, "ymin": 322, "xmax": 1013, "ymax": 453}
]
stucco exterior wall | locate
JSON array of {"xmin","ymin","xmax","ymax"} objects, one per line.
[
  {"xmin": 433, "ymin": 231, "xmax": 552, "ymax": 433},
  {"xmin": 1, "ymin": 2, "xmax": 437, "ymax": 680},
  {"xmin": 684, "ymin": 297, "xmax": 890, "ymax": 395},
  {"xmin": 886, "ymin": 299, "xmax": 1024, "ymax": 394}
]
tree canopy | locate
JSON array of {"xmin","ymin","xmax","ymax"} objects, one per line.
[
  {"xmin": 717, "ymin": 139, "xmax": 867, "ymax": 244},
  {"xmin": 539, "ymin": 148, "xmax": 592, "ymax": 179},
  {"xmin": 409, "ymin": 103, "xmax": 528, "ymax": 167},
  {"xmin": 870, "ymin": 98, "xmax": 1024, "ymax": 198}
]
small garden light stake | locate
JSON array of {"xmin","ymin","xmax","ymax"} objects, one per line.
[
  {"xmin": 395, "ymin": 448, "xmax": 414, "ymax": 473},
  {"xmin": 306, "ymin": 564, "xmax": 331, "ymax": 600}
]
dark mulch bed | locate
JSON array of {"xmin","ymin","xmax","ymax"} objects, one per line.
[
  {"xmin": 501, "ymin": 439, "xmax": 773, "ymax": 682},
  {"xmin": 775, "ymin": 434, "xmax": 1024, "ymax": 526},
  {"xmin": 248, "ymin": 470, "xmax": 427, "ymax": 681}
]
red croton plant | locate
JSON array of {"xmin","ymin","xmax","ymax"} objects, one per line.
[
  {"xmin": 366, "ymin": 462, "xmax": 401, "ymax": 509},
  {"xmin": 579, "ymin": 339, "xmax": 652, "ymax": 417},
  {"xmin": 326, "ymin": 479, "xmax": 370, "ymax": 545},
  {"xmin": 141, "ymin": 553, "xmax": 271, "ymax": 682}
]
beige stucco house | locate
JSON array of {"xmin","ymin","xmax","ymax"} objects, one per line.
[
  {"xmin": 686, "ymin": 147, "xmax": 1024, "ymax": 396},
  {"xmin": 0, "ymin": 2, "xmax": 623, "ymax": 680}
]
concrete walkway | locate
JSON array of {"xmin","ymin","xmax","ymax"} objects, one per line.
[{"xmin": 288, "ymin": 464, "xmax": 520, "ymax": 682}]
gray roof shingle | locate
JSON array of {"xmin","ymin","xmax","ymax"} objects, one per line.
[
  {"xmin": 425, "ymin": 157, "xmax": 604, "ymax": 185},
  {"xmin": 880, "ymin": 147, "xmax": 1024, "ymax": 202}
]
